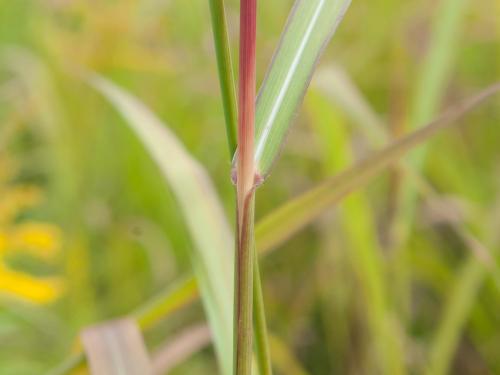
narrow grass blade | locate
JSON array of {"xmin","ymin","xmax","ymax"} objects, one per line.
[
  {"xmin": 253, "ymin": 249, "xmax": 272, "ymax": 375},
  {"xmin": 410, "ymin": 0, "xmax": 469, "ymax": 130},
  {"xmin": 424, "ymin": 258, "xmax": 485, "ymax": 375},
  {"xmin": 256, "ymin": 83, "xmax": 500, "ymax": 252},
  {"xmin": 306, "ymin": 92, "xmax": 406, "ymax": 374},
  {"xmin": 252, "ymin": 0, "xmax": 351, "ymax": 177},
  {"xmin": 81, "ymin": 319, "xmax": 152, "ymax": 375},
  {"xmin": 208, "ymin": 0, "xmax": 238, "ymax": 156},
  {"xmin": 424, "ymin": 200, "xmax": 500, "ymax": 375},
  {"xmin": 88, "ymin": 75, "xmax": 233, "ymax": 375},
  {"xmin": 400, "ymin": 0, "xmax": 470, "ymax": 241},
  {"xmin": 390, "ymin": 0, "xmax": 471, "ymax": 327},
  {"xmin": 315, "ymin": 64, "xmax": 500, "ymax": 281}
]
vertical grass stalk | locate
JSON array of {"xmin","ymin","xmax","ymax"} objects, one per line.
[
  {"xmin": 208, "ymin": 0, "xmax": 238, "ymax": 156},
  {"xmin": 234, "ymin": 0, "xmax": 257, "ymax": 374},
  {"xmin": 207, "ymin": 0, "xmax": 272, "ymax": 372},
  {"xmin": 234, "ymin": 195, "xmax": 256, "ymax": 375}
]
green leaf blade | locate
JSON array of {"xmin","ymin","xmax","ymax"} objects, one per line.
[
  {"xmin": 254, "ymin": 0, "xmax": 351, "ymax": 177},
  {"xmin": 88, "ymin": 75, "xmax": 234, "ymax": 375}
]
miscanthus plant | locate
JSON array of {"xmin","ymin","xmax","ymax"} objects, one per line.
[{"xmin": 43, "ymin": 0, "xmax": 500, "ymax": 374}]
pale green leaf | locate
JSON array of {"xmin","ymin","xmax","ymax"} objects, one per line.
[
  {"xmin": 88, "ymin": 75, "xmax": 233, "ymax": 375},
  {"xmin": 253, "ymin": 0, "xmax": 351, "ymax": 177}
]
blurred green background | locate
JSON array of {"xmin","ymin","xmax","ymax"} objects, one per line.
[{"xmin": 0, "ymin": 0, "xmax": 499, "ymax": 374}]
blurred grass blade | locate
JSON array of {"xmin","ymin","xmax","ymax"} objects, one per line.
[
  {"xmin": 81, "ymin": 319, "xmax": 152, "ymax": 375},
  {"xmin": 88, "ymin": 75, "xmax": 233, "ymax": 375},
  {"xmin": 46, "ymin": 82, "xmax": 498, "ymax": 375},
  {"xmin": 313, "ymin": 65, "xmax": 387, "ymax": 145},
  {"xmin": 152, "ymin": 324, "xmax": 211, "ymax": 374},
  {"xmin": 425, "ymin": 200, "xmax": 500, "ymax": 375},
  {"xmin": 400, "ymin": 0, "xmax": 470, "ymax": 240},
  {"xmin": 269, "ymin": 334, "xmax": 309, "ymax": 375},
  {"xmin": 252, "ymin": 0, "xmax": 351, "ymax": 177},
  {"xmin": 410, "ymin": 0, "xmax": 469, "ymax": 130},
  {"xmin": 424, "ymin": 258, "xmax": 485, "ymax": 375},
  {"xmin": 256, "ymin": 83, "xmax": 500, "ymax": 251},
  {"xmin": 314, "ymin": 63, "xmax": 500, "ymax": 281},
  {"xmin": 305, "ymin": 91, "xmax": 406, "ymax": 374},
  {"xmin": 134, "ymin": 278, "xmax": 198, "ymax": 331},
  {"xmin": 47, "ymin": 278, "xmax": 198, "ymax": 375}
]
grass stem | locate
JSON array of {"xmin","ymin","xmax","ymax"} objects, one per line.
[
  {"xmin": 234, "ymin": 0, "xmax": 258, "ymax": 374},
  {"xmin": 234, "ymin": 194, "xmax": 256, "ymax": 375}
]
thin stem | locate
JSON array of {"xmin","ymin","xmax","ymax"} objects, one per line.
[
  {"xmin": 208, "ymin": 0, "xmax": 238, "ymax": 156},
  {"xmin": 234, "ymin": 1, "xmax": 257, "ymax": 374},
  {"xmin": 236, "ymin": 0, "xmax": 257, "ymax": 211},
  {"xmin": 253, "ymin": 248, "xmax": 273, "ymax": 375},
  {"xmin": 210, "ymin": 2, "xmax": 271, "ymax": 372},
  {"xmin": 234, "ymin": 194, "xmax": 256, "ymax": 375}
]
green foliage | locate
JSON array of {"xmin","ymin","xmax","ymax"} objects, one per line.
[
  {"xmin": 0, "ymin": 1, "xmax": 499, "ymax": 375},
  {"xmin": 89, "ymin": 75, "xmax": 234, "ymax": 375},
  {"xmin": 254, "ymin": 0, "xmax": 351, "ymax": 177}
]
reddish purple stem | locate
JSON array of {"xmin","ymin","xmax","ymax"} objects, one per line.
[
  {"xmin": 234, "ymin": 1, "xmax": 257, "ymax": 374},
  {"xmin": 237, "ymin": 0, "xmax": 257, "ymax": 213}
]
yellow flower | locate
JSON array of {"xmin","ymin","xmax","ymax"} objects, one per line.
[
  {"xmin": 0, "ymin": 155, "xmax": 65, "ymax": 304},
  {"xmin": 0, "ymin": 219, "xmax": 64, "ymax": 304},
  {"xmin": 0, "ymin": 264, "xmax": 63, "ymax": 304},
  {"xmin": 7, "ymin": 222, "xmax": 62, "ymax": 259}
]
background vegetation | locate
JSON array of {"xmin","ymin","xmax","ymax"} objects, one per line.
[{"xmin": 0, "ymin": 0, "xmax": 499, "ymax": 374}]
